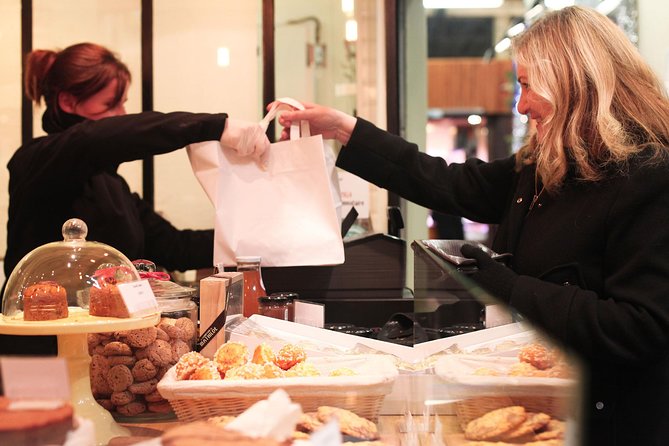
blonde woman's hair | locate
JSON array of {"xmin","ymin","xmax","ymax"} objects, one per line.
[{"xmin": 512, "ymin": 6, "xmax": 669, "ymax": 192}]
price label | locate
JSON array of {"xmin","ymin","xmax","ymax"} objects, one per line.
[
  {"xmin": 1, "ymin": 357, "xmax": 70, "ymax": 401},
  {"xmin": 293, "ymin": 300, "xmax": 324, "ymax": 328},
  {"xmin": 117, "ymin": 279, "xmax": 159, "ymax": 317}
]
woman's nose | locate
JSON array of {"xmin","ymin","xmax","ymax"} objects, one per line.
[{"xmin": 517, "ymin": 91, "xmax": 528, "ymax": 115}]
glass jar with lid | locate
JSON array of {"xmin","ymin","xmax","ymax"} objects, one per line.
[
  {"xmin": 267, "ymin": 292, "xmax": 298, "ymax": 322},
  {"xmin": 258, "ymin": 295, "xmax": 290, "ymax": 321},
  {"xmin": 88, "ymin": 259, "xmax": 199, "ymax": 422}
]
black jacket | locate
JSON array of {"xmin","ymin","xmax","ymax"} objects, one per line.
[
  {"xmin": 338, "ymin": 118, "xmax": 669, "ymax": 446},
  {"xmin": 4, "ymin": 109, "xmax": 223, "ymax": 279},
  {"xmin": 2, "ymin": 110, "xmax": 223, "ymax": 354}
]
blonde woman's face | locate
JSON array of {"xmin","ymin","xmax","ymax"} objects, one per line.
[{"xmin": 516, "ymin": 64, "xmax": 552, "ymax": 140}]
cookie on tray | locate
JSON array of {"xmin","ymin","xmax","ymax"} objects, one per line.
[
  {"xmin": 464, "ymin": 406, "xmax": 527, "ymax": 441},
  {"xmin": 494, "ymin": 411, "xmax": 551, "ymax": 442},
  {"xmin": 316, "ymin": 406, "xmax": 380, "ymax": 440}
]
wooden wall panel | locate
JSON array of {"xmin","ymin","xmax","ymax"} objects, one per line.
[{"xmin": 428, "ymin": 58, "xmax": 514, "ymax": 115}]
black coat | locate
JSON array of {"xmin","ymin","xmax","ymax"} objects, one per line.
[
  {"xmin": 2, "ymin": 110, "xmax": 223, "ymax": 355},
  {"xmin": 338, "ymin": 118, "xmax": 669, "ymax": 446}
]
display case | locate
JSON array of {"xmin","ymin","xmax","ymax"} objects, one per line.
[{"xmin": 0, "ymin": 219, "xmax": 161, "ymax": 445}]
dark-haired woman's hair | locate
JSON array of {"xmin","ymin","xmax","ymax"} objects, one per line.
[{"xmin": 24, "ymin": 42, "xmax": 130, "ymax": 111}]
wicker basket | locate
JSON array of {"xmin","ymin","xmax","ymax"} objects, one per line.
[
  {"xmin": 434, "ymin": 354, "xmax": 575, "ymax": 430},
  {"xmin": 158, "ymin": 354, "xmax": 398, "ymax": 422},
  {"xmin": 453, "ymin": 394, "xmax": 569, "ymax": 430}
]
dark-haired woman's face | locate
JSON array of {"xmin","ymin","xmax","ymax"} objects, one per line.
[{"xmin": 70, "ymin": 78, "xmax": 128, "ymax": 120}]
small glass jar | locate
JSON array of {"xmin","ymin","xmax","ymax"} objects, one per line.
[
  {"xmin": 268, "ymin": 292, "xmax": 298, "ymax": 322},
  {"xmin": 236, "ymin": 256, "xmax": 266, "ymax": 317},
  {"xmin": 258, "ymin": 295, "xmax": 290, "ymax": 321}
]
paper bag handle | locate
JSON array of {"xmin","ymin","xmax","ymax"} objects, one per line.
[{"xmin": 260, "ymin": 97, "xmax": 310, "ymax": 140}]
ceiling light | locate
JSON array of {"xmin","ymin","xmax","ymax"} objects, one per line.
[
  {"xmin": 507, "ymin": 22, "xmax": 526, "ymax": 37},
  {"xmin": 341, "ymin": 0, "xmax": 355, "ymax": 16},
  {"xmin": 345, "ymin": 19, "xmax": 358, "ymax": 42},
  {"xmin": 596, "ymin": 0, "xmax": 622, "ymax": 15},
  {"xmin": 544, "ymin": 0, "xmax": 575, "ymax": 10},
  {"xmin": 423, "ymin": 0, "xmax": 503, "ymax": 9},
  {"xmin": 217, "ymin": 47, "xmax": 230, "ymax": 67},
  {"xmin": 495, "ymin": 37, "xmax": 511, "ymax": 54}
]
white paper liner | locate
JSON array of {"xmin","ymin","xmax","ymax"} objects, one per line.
[{"xmin": 434, "ymin": 354, "xmax": 575, "ymax": 398}]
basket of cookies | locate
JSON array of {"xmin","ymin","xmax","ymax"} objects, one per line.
[
  {"xmin": 157, "ymin": 341, "xmax": 398, "ymax": 422},
  {"xmin": 435, "ymin": 342, "xmax": 577, "ymax": 432}
]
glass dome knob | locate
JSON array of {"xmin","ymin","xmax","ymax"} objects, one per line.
[{"xmin": 62, "ymin": 218, "xmax": 88, "ymax": 241}]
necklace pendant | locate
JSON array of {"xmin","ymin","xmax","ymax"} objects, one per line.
[{"xmin": 529, "ymin": 194, "xmax": 539, "ymax": 211}]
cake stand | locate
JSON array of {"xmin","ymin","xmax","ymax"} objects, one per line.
[{"xmin": 0, "ymin": 308, "xmax": 160, "ymax": 446}]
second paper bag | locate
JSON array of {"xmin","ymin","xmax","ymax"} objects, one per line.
[{"xmin": 188, "ymin": 111, "xmax": 344, "ymax": 267}]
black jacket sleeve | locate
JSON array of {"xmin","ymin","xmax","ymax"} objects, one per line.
[
  {"xmin": 336, "ymin": 118, "xmax": 517, "ymax": 223},
  {"xmin": 10, "ymin": 111, "xmax": 227, "ymax": 192}
]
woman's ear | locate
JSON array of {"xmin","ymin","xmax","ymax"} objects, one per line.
[{"xmin": 58, "ymin": 92, "xmax": 77, "ymax": 113}]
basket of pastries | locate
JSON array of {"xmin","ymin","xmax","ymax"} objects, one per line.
[
  {"xmin": 157, "ymin": 341, "xmax": 398, "ymax": 422},
  {"xmin": 435, "ymin": 341, "xmax": 577, "ymax": 444}
]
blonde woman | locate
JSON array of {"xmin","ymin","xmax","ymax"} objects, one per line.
[{"xmin": 276, "ymin": 6, "xmax": 669, "ymax": 445}]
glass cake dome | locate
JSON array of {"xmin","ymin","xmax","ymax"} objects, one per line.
[{"xmin": 1, "ymin": 218, "xmax": 141, "ymax": 321}]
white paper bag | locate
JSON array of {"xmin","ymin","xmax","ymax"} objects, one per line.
[{"xmin": 188, "ymin": 98, "xmax": 345, "ymax": 267}]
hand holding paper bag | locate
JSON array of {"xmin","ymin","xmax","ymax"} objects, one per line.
[
  {"xmin": 270, "ymin": 100, "xmax": 358, "ymax": 145},
  {"xmin": 220, "ymin": 118, "xmax": 270, "ymax": 164},
  {"xmin": 188, "ymin": 98, "xmax": 345, "ymax": 267}
]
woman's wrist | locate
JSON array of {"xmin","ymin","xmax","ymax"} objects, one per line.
[{"xmin": 335, "ymin": 113, "xmax": 357, "ymax": 145}]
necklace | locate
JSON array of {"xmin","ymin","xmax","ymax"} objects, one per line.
[{"xmin": 529, "ymin": 173, "xmax": 545, "ymax": 211}]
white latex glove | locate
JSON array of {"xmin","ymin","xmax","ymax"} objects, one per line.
[{"xmin": 220, "ymin": 118, "xmax": 270, "ymax": 162}]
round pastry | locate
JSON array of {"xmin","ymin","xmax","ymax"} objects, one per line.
[
  {"xmin": 508, "ymin": 362, "xmax": 550, "ymax": 377},
  {"xmin": 329, "ymin": 367, "xmax": 356, "ymax": 377},
  {"xmin": 213, "ymin": 342, "xmax": 249, "ymax": 377},
  {"xmin": 251, "ymin": 343, "xmax": 276, "ymax": 365},
  {"xmin": 285, "ymin": 361, "xmax": 320, "ymax": 378},
  {"xmin": 22, "ymin": 280, "xmax": 68, "ymax": 321},
  {"xmin": 190, "ymin": 361, "xmax": 222, "ymax": 380},
  {"xmin": 224, "ymin": 363, "xmax": 267, "ymax": 380},
  {"xmin": 518, "ymin": 343, "xmax": 559, "ymax": 370},
  {"xmin": 274, "ymin": 344, "xmax": 306, "ymax": 371},
  {"xmin": 175, "ymin": 351, "xmax": 210, "ymax": 380}
]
